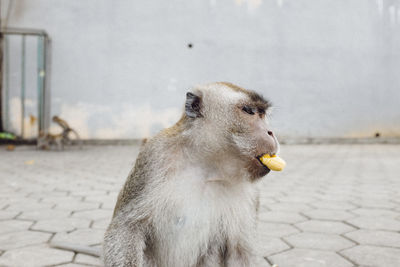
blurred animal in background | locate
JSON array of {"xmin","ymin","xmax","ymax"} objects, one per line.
[
  {"xmin": 37, "ymin": 115, "xmax": 81, "ymax": 150},
  {"xmin": 37, "ymin": 131, "xmax": 64, "ymax": 150},
  {"xmin": 52, "ymin": 115, "xmax": 81, "ymax": 145},
  {"xmin": 103, "ymin": 82, "xmax": 280, "ymax": 267}
]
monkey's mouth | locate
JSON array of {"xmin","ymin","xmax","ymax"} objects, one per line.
[
  {"xmin": 255, "ymin": 156, "xmax": 271, "ymax": 172},
  {"xmin": 246, "ymin": 156, "xmax": 271, "ymax": 179}
]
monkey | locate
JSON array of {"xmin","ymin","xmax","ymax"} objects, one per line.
[
  {"xmin": 52, "ymin": 115, "xmax": 70, "ymax": 130},
  {"xmin": 52, "ymin": 115, "xmax": 81, "ymax": 147},
  {"xmin": 103, "ymin": 82, "xmax": 280, "ymax": 267},
  {"xmin": 37, "ymin": 131, "xmax": 64, "ymax": 150},
  {"xmin": 37, "ymin": 116, "xmax": 81, "ymax": 150}
]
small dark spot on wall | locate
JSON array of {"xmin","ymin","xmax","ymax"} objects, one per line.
[
  {"xmin": 375, "ymin": 132, "xmax": 380, "ymax": 138},
  {"xmin": 187, "ymin": 43, "xmax": 193, "ymax": 49}
]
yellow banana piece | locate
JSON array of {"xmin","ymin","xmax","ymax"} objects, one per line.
[{"xmin": 259, "ymin": 154, "xmax": 286, "ymax": 171}]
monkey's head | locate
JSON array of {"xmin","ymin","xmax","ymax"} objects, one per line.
[
  {"xmin": 52, "ymin": 116, "xmax": 60, "ymax": 120},
  {"xmin": 183, "ymin": 82, "xmax": 279, "ymax": 181}
]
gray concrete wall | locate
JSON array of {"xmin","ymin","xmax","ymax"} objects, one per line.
[{"xmin": 3, "ymin": 0, "xmax": 400, "ymax": 139}]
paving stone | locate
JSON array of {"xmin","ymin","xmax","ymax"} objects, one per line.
[
  {"xmin": 295, "ymin": 220, "xmax": 356, "ymax": 234},
  {"xmin": 32, "ymin": 218, "xmax": 91, "ymax": 232},
  {"xmin": 341, "ymin": 245, "xmax": 400, "ymax": 267},
  {"xmin": 90, "ymin": 244, "xmax": 103, "ymax": 252},
  {"xmin": 350, "ymin": 208, "xmax": 400, "ymax": 218},
  {"xmin": 275, "ymin": 196, "xmax": 317, "ymax": 204},
  {"xmin": 303, "ymin": 209, "xmax": 356, "ymax": 221},
  {"xmin": 18, "ymin": 209, "xmax": 71, "ymax": 220},
  {"xmin": 353, "ymin": 199, "xmax": 398, "ymax": 209},
  {"xmin": 259, "ymin": 211, "xmax": 307, "ymax": 224},
  {"xmin": 257, "ymin": 222, "xmax": 300, "ymax": 237},
  {"xmin": 28, "ymin": 190, "xmax": 69, "ymax": 198},
  {"xmin": 54, "ymin": 201, "xmax": 100, "ymax": 211},
  {"xmin": 284, "ymin": 232, "xmax": 355, "ymax": 251},
  {"xmin": 345, "ymin": 229, "xmax": 400, "ymax": 248},
  {"xmin": 41, "ymin": 196, "xmax": 84, "ymax": 204},
  {"xmin": 92, "ymin": 218, "xmax": 112, "ymax": 230},
  {"xmin": 310, "ymin": 201, "xmax": 357, "ymax": 210},
  {"xmin": 5, "ymin": 200, "xmax": 54, "ymax": 211},
  {"xmin": 85, "ymin": 195, "xmax": 117, "ymax": 203},
  {"xmin": 317, "ymin": 194, "xmax": 358, "ymax": 202},
  {"xmin": 0, "ymin": 245, "xmax": 74, "ymax": 266},
  {"xmin": 258, "ymin": 197, "xmax": 277, "ymax": 205},
  {"xmin": 72, "ymin": 190, "xmax": 108, "ymax": 197},
  {"xmin": 1, "ymin": 144, "xmax": 400, "ymax": 266},
  {"xmin": 346, "ymin": 217, "xmax": 400, "ymax": 231},
  {"xmin": 0, "ymin": 230, "xmax": 51, "ymax": 250},
  {"xmin": 100, "ymin": 199, "xmax": 117, "ymax": 209},
  {"xmin": 0, "ymin": 220, "xmax": 33, "ymax": 234},
  {"xmin": 0, "ymin": 210, "xmax": 19, "ymax": 220},
  {"xmin": 269, "ymin": 248, "xmax": 353, "ymax": 267},
  {"xmin": 257, "ymin": 235, "xmax": 290, "ymax": 256},
  {"xmin": 72, "ymin": 209, "xmax": 112, "ymax": 221},
  {"xmin": 253, "ymin": 256, "xmax": 271, "ymax": 267},
  {"xmin": 263, "ymin": 202, "xmax": 313, "ymax": 212},
  {"xmin": 52, "ymin": 228, "xmax": 105, "ymax": 246},
  {"xmin": 75, "ymin": 253, "xmax": 103, "ymax": 265}
]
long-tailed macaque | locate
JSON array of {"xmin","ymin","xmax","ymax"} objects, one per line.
[
  {"xmin": 37, "ymin": 116, "xmax": 81, "ymax": 150},
  {"xmin": 52, "ymin": 115, "xmax": 81, "ymax": 146},
  {"xmin": 37, "ymin": 131, "xmax": 64, "ymax": 150},
  {"xmin": 103, "ymin": 82, "xmax": 279, "ymax": 266}
]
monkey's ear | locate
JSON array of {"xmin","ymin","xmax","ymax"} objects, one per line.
[{"xmin": 185, "ymin": 92, "xmax": 202, "ymax": 118}]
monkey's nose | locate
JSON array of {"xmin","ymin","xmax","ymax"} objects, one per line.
[{"xmin": 267, "ymin": 131, "xmax": 274, "ymax": 137}]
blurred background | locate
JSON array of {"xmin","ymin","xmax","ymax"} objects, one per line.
[{"xmin": 1, "ymin": 0, "xmax": 399, "ymax": 142}]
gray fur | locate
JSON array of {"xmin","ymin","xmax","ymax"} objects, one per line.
[{"xmin": 103, "ymin": 82, "xmax": 278, "ymax": 267}]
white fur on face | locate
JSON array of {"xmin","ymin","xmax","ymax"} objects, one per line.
[{"xmin": 185, "ymin": 83, "xmax": 263, "ymax": 169}]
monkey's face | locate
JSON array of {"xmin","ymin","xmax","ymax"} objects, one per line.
[
  {"xmin": 230, "ymin": 101, "xmax": 279, "ymax": 180},
  {"xmin": 185, "ymin": 83, "xmax": 279, "ymax": 181}
]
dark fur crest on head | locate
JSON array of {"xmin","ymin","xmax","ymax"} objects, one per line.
[{"xmin": 216, "ymin": 82, "xmax": 271, "ymax": 112}]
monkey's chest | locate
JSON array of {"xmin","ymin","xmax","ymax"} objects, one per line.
[
  {"xmin": 152, "ymin": 179, "xmax": 255, "ymax": 266},
  {"xmin": 156, "ymin": 185, "xmax": 225, "ymax": 241}
]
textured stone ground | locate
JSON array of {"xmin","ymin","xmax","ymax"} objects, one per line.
[{"xmin": 0, "ymin": 144, "xmax": 399, "ymax": 267}]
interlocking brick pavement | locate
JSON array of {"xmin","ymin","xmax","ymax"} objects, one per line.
[{"xmin": 0, "ymin": 144, "xmax": 399, "ymax": 266}]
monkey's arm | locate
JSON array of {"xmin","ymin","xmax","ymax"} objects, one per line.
[
  {"xmin": 225, "ymin": 240, "xmax": 263, "ymax": 267},
  {"xmin": 103, "ymin": 214, "xmax": 149, "ymax": 267}
]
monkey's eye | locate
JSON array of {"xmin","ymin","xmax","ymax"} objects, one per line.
[{"xmin": 242, "ymin": 106, "xmax": 255, "ymax": 115}]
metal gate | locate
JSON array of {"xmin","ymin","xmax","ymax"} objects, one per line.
[{"xmin": 2, "ymin": 28, "xmax": 50, "ymax": 139}]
